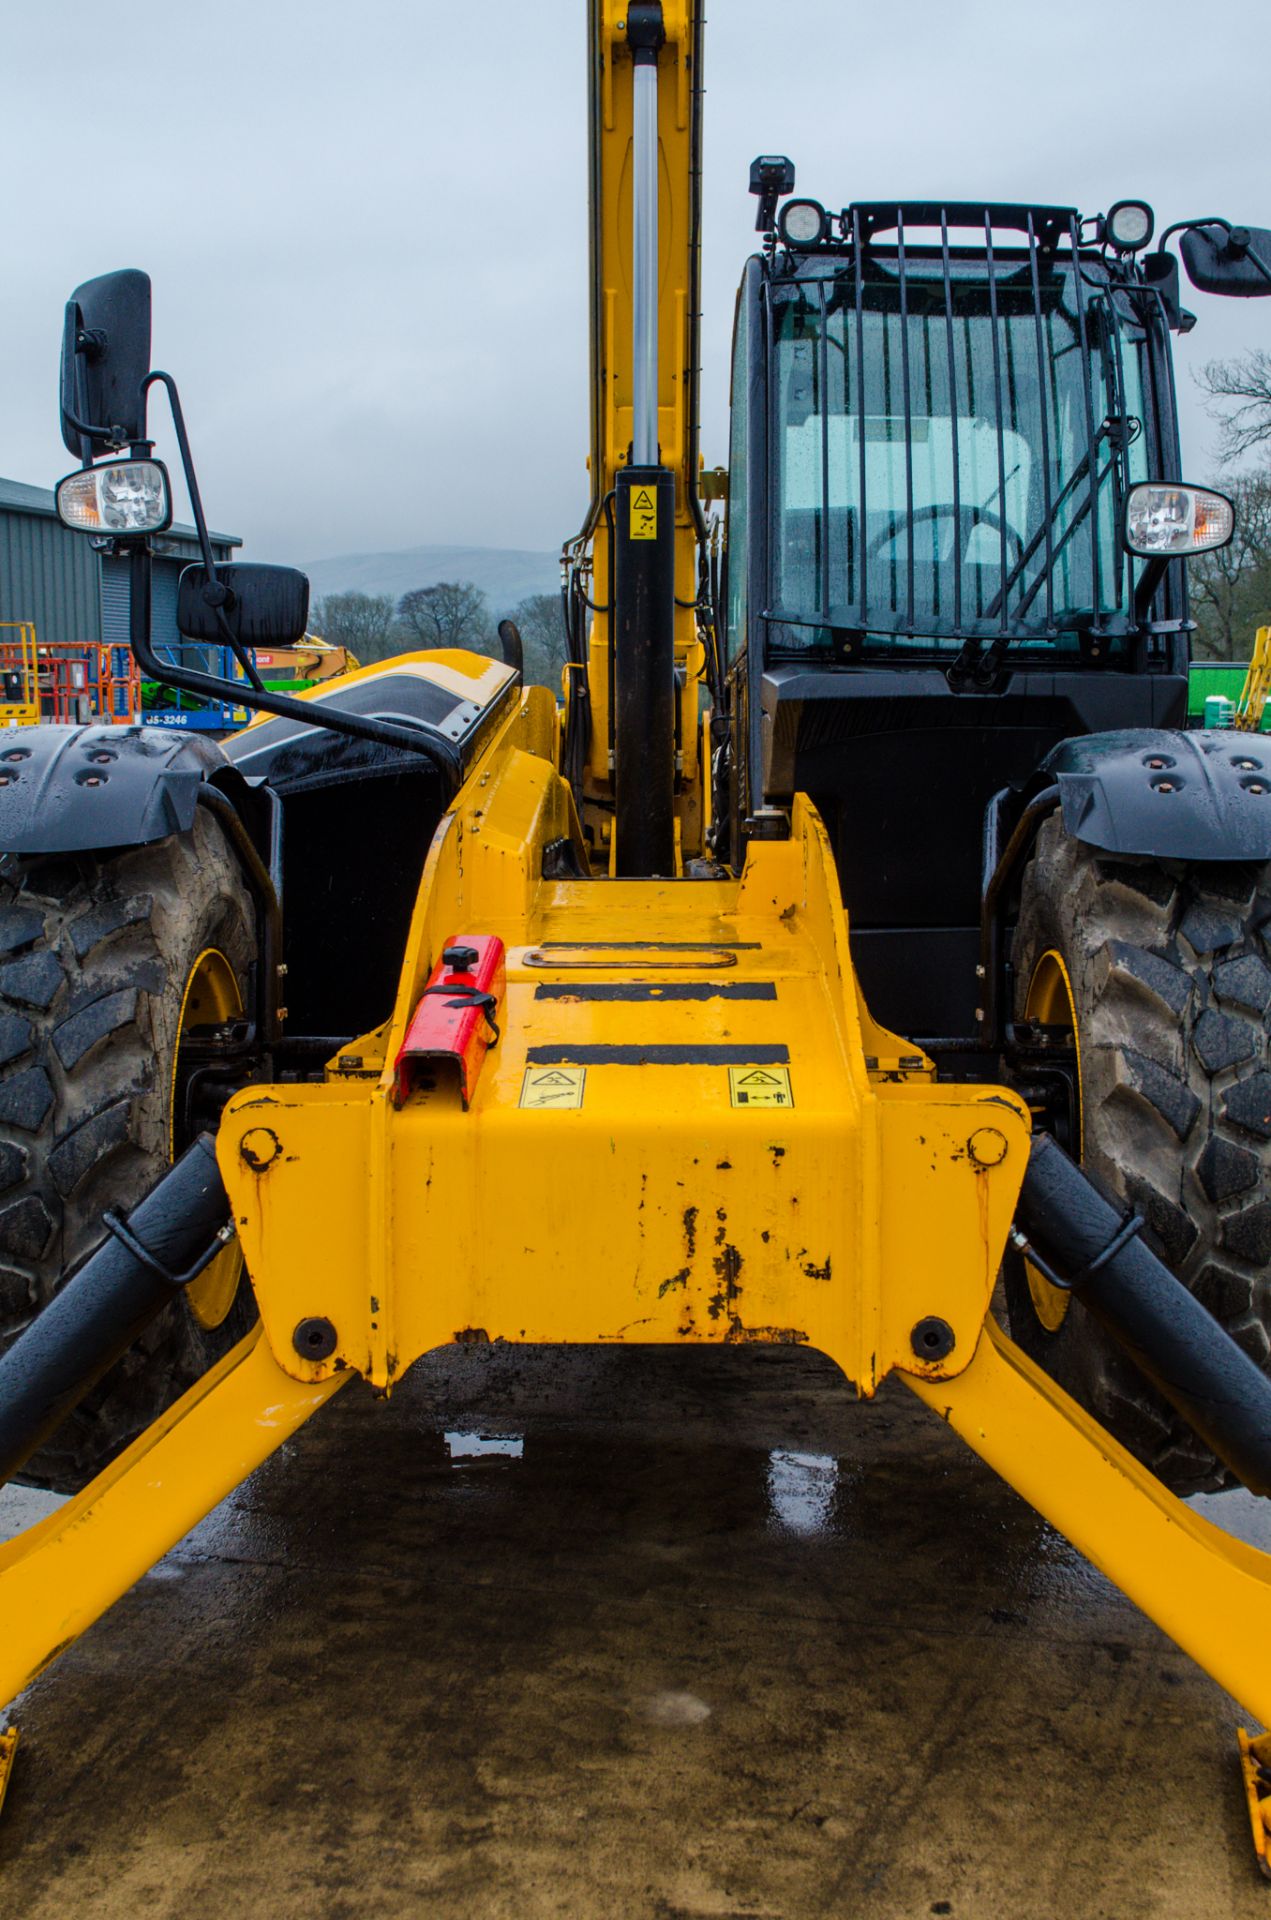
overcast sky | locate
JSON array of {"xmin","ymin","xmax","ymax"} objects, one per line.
[{"xmin": 6, "ymin": 0, "xmax": 1269, "ymax": 567}]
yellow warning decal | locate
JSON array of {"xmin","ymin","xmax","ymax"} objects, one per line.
[
  {"xmin": 728, "ymin": 1066, "xmax": 794, "ymax": 1108},
  {"xmin": 520, "ymin": 1065, "xmax": 587, "ymax": 1109},
  {"xmin": 630, "ymin": 486, "xmax": 657, "ymax": 540}
]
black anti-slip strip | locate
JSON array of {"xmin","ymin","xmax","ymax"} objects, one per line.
[
  {"xmin": 525, "ymin": 1044, "xmax": 790, "ymax": 1066},
  {"xmin": 535, "ymin": 940, "xmax": 762, "ymax": 951},
  {"xmin": 534, "ymin": 982, "xmax": 777, "ymax": 1002}
]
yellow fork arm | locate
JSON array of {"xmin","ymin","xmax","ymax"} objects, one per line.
[
  {"xmin": 908, "ymin": 1316, "xmax": 1271, "ymax": 1726},
  {"xmin": 0, "ymin": 1326, "xmax": 342, "ymax": 1710}
]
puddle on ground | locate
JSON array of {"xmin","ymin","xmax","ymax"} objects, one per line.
[
  {"xmin": 444, "ymin": 1431, "xmax": 524, "ymax": 1461},
  {"xmin": 0, "ymin": 1484, "xmax": 67, "ymax": 1547},
  {"xmin": 1190, "ymin": 1485, "xmax": 1271, "ymax": 1549},
  {"xmin": 638, "ymin": 1689, "xmax": 712, "ymax": 1726},
  {"xmin": 766, "ymin": 1449, "xmax": 838, "ymax": 1536}
]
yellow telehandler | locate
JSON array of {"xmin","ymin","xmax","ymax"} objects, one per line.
[{"xmin": 5, "ymin": 0, "xmax": 1271, "ymax": 1868}]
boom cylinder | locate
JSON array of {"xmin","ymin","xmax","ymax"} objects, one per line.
[
  {"xmin": 628, "ymin": 2, "xmax": 664, "ymax": 466},
  {"xmin": 614, "ymin": 465, "xmax": 676, "ymax": 874},
  {"xmin": 0, "ymin": 1134, "xmax": 232, "ymax": 1486},
  {"xmin": 1015, "ymin": 1132, "xmax": 1271, "ymax": 1496},
  {"xmin": 611, "ymin": 1, "xmax": 676, "ymax": 878}
]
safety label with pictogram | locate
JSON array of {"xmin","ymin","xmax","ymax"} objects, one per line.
[
  {"xmin": 728, "ymin": 1066, "xmax": 794, "ymax": 1107},
  {"xmin": 520, "ymin": 1065, "xmax": 587, "ymax": 1109},
  {"xmin": 629, "ymin": 486, "xmax": 658, "ymax": 540}
]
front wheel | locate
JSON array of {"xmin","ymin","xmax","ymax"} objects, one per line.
[
  {"xmin": 1005, "ymin": 815, "xmax": 1271, "ymax": 1495},
  {"xmin": 0, "ymin": 804, "xmax": 259, "ymax": 1492}
]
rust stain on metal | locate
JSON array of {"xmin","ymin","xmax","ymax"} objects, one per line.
[
  {"xmin": 802, "ymin": 1255, "xmax": 832, "ymax": 1283},
  {"xmin": 239, "ymin": 1127, "xmax": 282, "ymax": 1172},
  {"xmin": 707, "ymin": 1242, "xmax": 743, "ymax": 1323},
  {"xmin": 724, "ymin": 1324, "xmax": 809, "ymax": 1345},
  {"xmin": 658, "ymin": 1269, "xmax": 690, "ymax": 1297},
  {"xmin": 682, "ymin": 1205, "xmax": 698, "ymax": 1258},
  {"xmin": 453, "ymin": 1327, "xmax": 490, "ymax": 1345}
]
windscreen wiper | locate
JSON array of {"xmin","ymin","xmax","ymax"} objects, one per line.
[{"xmin": 948, "ymin": 420, "xmax": 1126, "ymax": 689}]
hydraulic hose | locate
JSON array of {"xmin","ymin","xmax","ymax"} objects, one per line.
[
  {"xmin": 1014, "ymin": 1132, "xmax": 1271, "ymax": 1496},
  {"xmin": 0, "ymin": 1135, "xmax": 233, "ymax": 1486}
]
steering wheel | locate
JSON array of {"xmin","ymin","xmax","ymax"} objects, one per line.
[{"xmin": 867, "ymin": 504, "xmax": 1022, "ymax": 570}]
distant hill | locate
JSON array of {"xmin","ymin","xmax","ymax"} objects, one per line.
[{"xmin": 302, "ymin": 542, "xmax": 558, "ymax": 614}]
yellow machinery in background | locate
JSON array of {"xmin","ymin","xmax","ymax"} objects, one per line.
[
  {"xmin": 0, "ymin": 622, "xmax": 142, "ymax": 727},
  {"xmin": 0, "ymin": 623, "xmax": 39, "ymax": 726},
  {"xmin": 1235, "ymin": 624, "xmax": 1271, "ymax": 730}
]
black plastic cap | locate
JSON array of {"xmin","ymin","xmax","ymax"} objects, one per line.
[{"xmin": 626, "ymin": 2, "xmax": 664, "ymax": 63}]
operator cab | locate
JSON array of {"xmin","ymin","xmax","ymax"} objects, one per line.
[{"xmin": 721, "ymin": 191, "xmax": 1240, "ymax": 1037}]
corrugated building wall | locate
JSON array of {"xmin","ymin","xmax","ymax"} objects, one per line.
[
  {"xmin": 0, "ymin": 479, "xmax": 100, "ymax": 641},
  {"xmin": 0, "ymin": 477, "xmax": 240, "ymax": 656}
]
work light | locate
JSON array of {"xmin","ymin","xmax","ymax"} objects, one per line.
[
  {"xmin": 1105, "ymin": 200, "xmax": 1155, "ymax": 252},
  {"xmin": 778, "ymin": 198, "xmax": 828, "ymax": 247},
  {"xmin": 1123, "ymin": 482, "xmax": 1233, "ymax": 556},
  {"xmin": 55, "ymin": 459, "xmax": 172, "ymax": 535}
]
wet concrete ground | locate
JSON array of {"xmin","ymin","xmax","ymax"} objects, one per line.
[{"xmin": 0, "ymin": 1341, "xmax": 1266, "ymax": 1918}]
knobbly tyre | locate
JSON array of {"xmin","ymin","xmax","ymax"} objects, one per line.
[{"xmin": 3, "ymin": 0, "xmax": 1271, "ymax": 1874}]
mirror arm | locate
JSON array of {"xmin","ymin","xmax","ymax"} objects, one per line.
[
  {"xmin": 1157, "ymin": 216, "xmax": 1233, "ymax": 251},
  {"xmin": 61, "ymin": 400, "xmax": 129, "ymax": 453},
  {"xmin": 123, "ymin": 543, "xmax": 465, "ymax": 781},
  {"xmin": 144, "ymin": 371, "xmax": 267, "ymax": 694},
  {"xmin": 1132, "ymin": 555, "xmax": 1170, "ymax": 623}
]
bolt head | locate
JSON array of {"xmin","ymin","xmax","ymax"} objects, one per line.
[
  {"xmin": 240, "ymin": 1126, "xmax": 281, "ymax": 1171},
  {"xmin": 293, "ymin": 1317, "xmax": 338, "ymax": 1361},
  {"xmin": 910, "ymin": 1316, "xmax": 956, "ymax": 1362},
  {"xmin": 968, "ymin": 1126, "xmax": 1009, "ymax": 1167}
]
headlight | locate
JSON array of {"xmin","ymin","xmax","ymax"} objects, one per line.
[
  {"xmin": 55, "ymin": 459, "xmax": 172, "ymax": 535},
  {"xmin": 1105, "ymin": 200, "xmax": 1155, "ymax": 252},
  {"xmin": 778, "ymin": 198, "xmax": 828, "ymax": 247},
  {"xmin": 1123, "ymin": 482, "xmax": 1234, "ymax": 557}
]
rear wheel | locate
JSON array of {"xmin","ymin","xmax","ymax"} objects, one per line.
[
  {"xmin": 1005, "ymin": 815, "xmax": 1271, "ymax": 1495},
  {"xmin": 0, "ymin": 804, "xmax": 258, "ymax": 1492}
]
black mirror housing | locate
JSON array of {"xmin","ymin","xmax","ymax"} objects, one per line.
[
  {"xmin": 177, "ymin": 563, "xmax": 310, "ymax": 649},
  {"xmin": 1140, "ymin": 250, "xmax": 1195, "ymax": 332},
  {"xmin": 60, "ymin": 269, "xmax": 152, "ymax": 460},
  {"xmin": 1179, "ymin": 224, "xmax": 1271, "ymax": 297}
]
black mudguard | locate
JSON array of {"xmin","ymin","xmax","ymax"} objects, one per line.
[
  {"xmin": 0, "ymin": 725, "xmax": 242, "ymax": 856},
  {"xmin": 1042, "ymin": 729, "xmax": 1271, "ymax": 863}
]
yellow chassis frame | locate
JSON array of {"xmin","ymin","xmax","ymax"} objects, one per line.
[{"xmin": 1, "ymin": 686, "xmax": 1270, "ymax": 1848}]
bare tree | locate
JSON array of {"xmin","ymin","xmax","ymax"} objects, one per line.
[
  {"xmin": 508, "ymin": 592, "xmax": 567, "ymax": 691},
  {"xmin": 1189, "ymin": 467, "xmax": 1271, "ymax": 660},
  {"xmin": 397, "ymin": 581, "xmax": 492, "ymax": 650},
  {"xmin": 311, "ymin": 592, "xmax": 397, "ymax": 663},
  {"xmin": 1198, "ymin": 349, "xmax": 1271, "ymax": 464}
]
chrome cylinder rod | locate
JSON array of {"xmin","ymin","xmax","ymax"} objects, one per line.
[{"xmin": 629, "ymin": 6, "xmax": 663, "ymax": 466}]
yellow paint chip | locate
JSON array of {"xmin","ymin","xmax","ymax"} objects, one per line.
[
  {"xmin": 728, "ymin": 1066, "xmax": 794, "ymax": 1108},
  {"xmin": 520, "ymin": 1066, "xmax": 587, "ymax": 1109}
]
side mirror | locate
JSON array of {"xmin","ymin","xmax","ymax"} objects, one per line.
[
  {"xmin": 60, "ymin": 269, "xmax": 152, "ymax": 460},
  {"xmin": 177, "ymin": 564, "xmax": 310, "ymax": 649},
  {"xmin": 1179, "ymin": 224, "xmax": 1271, "ymax": 298},
  {"xmin": 1140, "ymin": 251, "xmax": 1195, "ymax": 333}
]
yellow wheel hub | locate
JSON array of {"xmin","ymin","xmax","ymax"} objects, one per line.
[{"xmin": 172, "ymin": 948, "xmax": 245, "ymax": 1330}]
